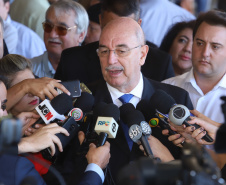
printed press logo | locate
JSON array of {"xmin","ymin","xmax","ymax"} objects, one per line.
[
  {"xmin": 38, "ymin": 104, "xmax": 53, "ymax": 121},
  {"xmin": 98, "ymin": 121, "xmax": 110, "ymax": 126}
]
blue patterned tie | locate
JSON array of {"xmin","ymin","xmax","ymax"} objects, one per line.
[{"xmin": 119, "ymin": 94, "xmax": 134, "ymax": 151}]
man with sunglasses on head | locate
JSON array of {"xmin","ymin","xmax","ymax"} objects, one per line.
[{"xmin": 31, "ymin": 0, "xmax": 89, "ymax": 78}]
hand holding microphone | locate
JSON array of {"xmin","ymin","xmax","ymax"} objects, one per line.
[
  {"xmin": 94, "ymin": 103, "xmax": 119, "ymax": 147},
  {"xmin": 32, "ymin": 93, "xmax": 73, "ymax": 128},
  {"xmin": 151, "ymin": 89, "xmax": 213, "ymax": 143},
  {"xmin": 137, "ymin": 100, "xmax": 178, "ymax": 136},
  {"xmin": 185, "ymin": 116, "xmax": 217, "ymax": 145}
]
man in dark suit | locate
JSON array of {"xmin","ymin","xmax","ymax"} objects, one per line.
[
  {"xmin": 68, "ymin": 17, "xmax": 193, "ymax": 185},
  {"xmin": 54, "ymin": 0, "xmax": 175, "ymax": 85}
]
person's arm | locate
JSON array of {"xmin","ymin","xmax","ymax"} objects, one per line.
[
  {"xmin": 162, "ymin": 110, "xmax": 220, "ymax": 146},
  {"xmin": 190, "ymin": 109, "xmax": 221, "ymax": 127},
  {"xmin": 77, "ymin": 131, "xmax": 110, "ymax": 184},
  {"xmin": 18, "ymin": 123, "xmax": 69, "ymax": 156},
  {"xmin": 84, "ymin": 142, "xmax": 110, "ymax": 183},
  {"xmin": 6, "ymin": 77, "xmax": 70, "ymax": 111},
  {"xmin": 139, "ymin": 135, "xmax": 174, "ymax": 162},
  {"xmin": 185, "ymin": 117, "xmax": 218, "ymax": 145},
  {"xmin": 207, "ymin": 149, "xmax": 226, "ymax": 169}
]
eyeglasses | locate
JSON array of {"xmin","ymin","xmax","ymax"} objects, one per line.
[
  {"xmin": 1, "ymin": 99, "xmax": 7, "ymax": 111},
  {"xmin": 42, "ymin": 22, "xmax": 77, "ymax": 36},
  {"xmin": 96, "ymin": 45, "xmax": 142, "ymax": 57}
]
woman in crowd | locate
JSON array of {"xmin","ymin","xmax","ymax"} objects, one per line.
[
  {"xmin": 160, "ymin": 20, "xmax": 195, "ymax": 76},
  {"xmin": 0, "ymin": 54, "xmax": 39, "ymax": 116}
]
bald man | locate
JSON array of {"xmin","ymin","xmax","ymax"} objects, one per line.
[{"xmin": 65, "ymin": 17, "xmax": 194, "ymax": 185}]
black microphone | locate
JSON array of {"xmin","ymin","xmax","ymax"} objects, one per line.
[
  {"xmin": 150, "ymin": 89, "xmax": 213, "ymax": 143},
  {"xmin": 32, "ymin": 93, "xmax": 73, "ymax": 128},
  {"xmin": 41, "ymin": 116, "xmax": 80, "ymax": 160},
  {"xmin": 120, "ymin": 103, "xmax": 154, "ymax": 158},
  {"xmin": 137, "ymin": 100, "xmax": 178, "ymax": 136},
  {"xmin": 94, "ymin": 103, "xmax": 119, "ymax": 147},
  {"xmin": 68, "ymin": 92, "xmax": 94, "ymax": 124}
]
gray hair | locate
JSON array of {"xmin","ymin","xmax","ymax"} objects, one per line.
[{"xmin": 47, "ymin": 0, "xmax": 89, "ymax": 39}]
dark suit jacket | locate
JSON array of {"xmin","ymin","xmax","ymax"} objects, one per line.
[
  {"xmin": 0, "ymin": 154, "xmax": 45, "ymax": 185},
  {"xmin": 0, "ymin": 154, "xmax": 102, "ymax": 185},
  {"xmin": 66, "ymin": 76, "xmax": 193, "ymax": 185},
  {"xmin": 54, "ymin": 41, "xmax": 175, "ymax": 85},
  {"xmin": 78, "ymin": 171, "xmax": 102, "ymax": 185}
]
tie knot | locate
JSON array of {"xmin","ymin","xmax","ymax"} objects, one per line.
[{"xmin": 119, "ymin": 94, "xmax": 134, "ymax": 104}]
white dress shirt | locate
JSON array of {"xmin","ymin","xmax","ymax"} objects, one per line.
[
  {"xmin": 6, "ymin": 15, "xmax": 46, "ymax": 59},
  {"xmin": 163, "ymin": 69, "xmax": 226, "ymax": 123},
  {"xmin": 106, "ymin": 73, "xmax": 144, "ymax": 108}
]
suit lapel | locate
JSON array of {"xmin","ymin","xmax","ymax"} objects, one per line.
[{"xmin": 142, "ymin": 76, "xmax": 155, "ymax": 101}]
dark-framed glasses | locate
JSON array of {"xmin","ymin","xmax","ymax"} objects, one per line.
[
  {"xmin": 42, "ymin": 21, "xmax": 77, "ymax": 36},
  {"xmin": 1, "ymin": 99, "xmax": 7, "ymax": 111},
  {"xmin": 96, "ymin": 45, "xmax": 142, "ymax": 57}
]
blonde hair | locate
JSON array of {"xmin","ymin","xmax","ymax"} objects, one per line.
[{"xmin": 0, "ymin": 54, "xmax": 32, "ymax": 88}]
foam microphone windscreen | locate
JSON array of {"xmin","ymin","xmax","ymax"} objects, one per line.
[
  {"xmin": 102, "ymin": 103, "xmax": 120, "ymax": 121},
  {"xmin": 93, "ymin": 102, "xmax": 107, "ymax": 117},
  {"xmin": 74, "ymin": 92, "xmax": 95, "ymax": 112},
  {"xmin": 136, "ymin": 100, "xmax": 155, "ymax": 121},
  {"xmin": 50, "ymin": 93, "xmax": 73, "ymax": 114},
  {"xmin": 149, "ymin": 89, "xmax": 176, "ymax": 114},
  {"xmin": 120, "ymin": 104, "xmax": 145, "ymax": 127},
  {"xmin": 119, "ymin": 103, "xmax": 135, "ymax": 120}
]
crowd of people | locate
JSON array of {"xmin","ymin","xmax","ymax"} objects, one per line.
[{"xmin": 0, "ymin": 0, "xmax": 226, "ymax": 185}]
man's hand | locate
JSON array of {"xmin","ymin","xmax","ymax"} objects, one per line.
[
  {"xmin": 139, "ymin": 135, "xmax": 174, "ymax": 162},
  {"xmin": 86, "ymin": 142, "xmax": 110, "ymax": 169},
  {"xmin": 17, "ymin": 112, "xmax": 41, "ymax": 135},
  {"xmin": 18, "ymin": 123, "xmax": 69, "ymax": 156}
]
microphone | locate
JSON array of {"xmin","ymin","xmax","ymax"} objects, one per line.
[
  {"xmin": 120, "ymin": 103, "xmax": 154, "ymax": 158},
  {"xmin": 150, "ymin": 89, "xmax": 213, "ymax": 143},
  {"xmin": 68, "ymin": 92, "xmax": 94, "ymax": 123},
  {"xmin": 94, "ymin": 103, "xmax": 119, "ymax": 147},
  {"xmin": 42, "ymin": 116, "xmax": 79, "ymax": 160},
  {"xmin": 137, "ymin": 100, "xmax": 178, "ymax": 136},
  {"xmin": 32, "ymin": 93, "xmax": 73, "ymax": 128}
]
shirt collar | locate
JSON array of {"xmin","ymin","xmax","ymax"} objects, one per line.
[
  {"xmin": 106, "ymin": 72, "xmax": 143, "ymax": 103},
  {"xmin": 44, "ymin": 52, "xmax": 56, "ymax": 75},
  {"xmin": 186, "ymin": 68, "xmax": 226, "ymax": 90},
  {"xmin": 5, "ymin": 15, "xmax": 12, "ymax": 24}
]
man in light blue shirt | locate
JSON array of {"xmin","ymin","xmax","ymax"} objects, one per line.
[
  {"xmin": 0, "ymin": 0, "xmax": 46, "ymax": 58},
  {"xmin": 31, "ymin": 0, "xmax": 89, "ymax": 78},
  {"xmin": 6, "ymin": 15, "xmax": 46, "ymax": 58}
]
